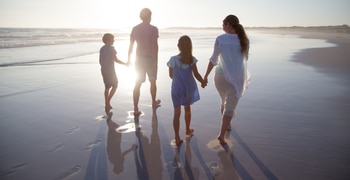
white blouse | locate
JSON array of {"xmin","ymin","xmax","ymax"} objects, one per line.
[{"xmin": 209, "ymin": 33, "xmax": 250, "ymax": 98}]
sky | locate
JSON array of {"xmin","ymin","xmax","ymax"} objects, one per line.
[{"xmin": 0, "ymin": 0, "xmax": 349, "ymax": 28}]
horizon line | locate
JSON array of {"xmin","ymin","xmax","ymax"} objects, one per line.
[{"xmin": 0, "ymin": 24, "xmax": 349, "ymax": 30}]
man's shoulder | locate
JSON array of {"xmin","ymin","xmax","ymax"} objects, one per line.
[{"xmin": 134, "ymin": 23, "xmax": 158, "ymax": 30}]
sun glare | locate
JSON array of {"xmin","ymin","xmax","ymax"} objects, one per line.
[
  {"xmin": 113, "ymin": 39, "xmax": 137, "ymax": 89},
  {"xmin": 94, "ymin": 0, "xmax": 155, "ymax": 28}
]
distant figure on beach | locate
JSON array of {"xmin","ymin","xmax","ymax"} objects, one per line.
[
  {"xmin": 203, "ymin": 15, "xmax": 250, "ymax": 145},
  {"xmin": 167, "ymin": 35, "xmax": 206, "ymax": 146},
  {"xmin": 127, "ymin": 8, "xmax": 160, "ymax": 115},
  {"xmin": 100, "ymin": 33, "xmax": 127, "ymax": 113}
]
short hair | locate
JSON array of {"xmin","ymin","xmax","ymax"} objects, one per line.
[
  {"xmin": 140, "ymin": 8, "xmax": 152, "ymax": 21},
  {"xmin": 102, "ymin": 33, "xmax": 114, "ymax": 44}
]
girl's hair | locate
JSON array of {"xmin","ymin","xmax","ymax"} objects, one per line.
[
  {"xmin": 223, "ymin": 15, "xmax": 250, "ymax": 58},
  {"xmin": 102, "ymin": 33, "xmax": 114, "ymax": 44},
  {"xmin": 177, "ymin": 35, "xmax": 193, "ymax": 65}
]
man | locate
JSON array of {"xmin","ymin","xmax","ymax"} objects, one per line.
[{"xmin": 128, "ymin": 8, "xmax": 161, "ymax": 115}]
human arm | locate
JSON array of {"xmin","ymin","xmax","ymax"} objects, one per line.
[
  {"xmin": 192, "ymin": 64, "xmax": 206, "ymax": 88},
  {"xmin": 151, "ymin": 33, "xmax": 159, "ymax": 68},
  {"xmin": 114, "ymin": 56, "xmax": 127, "ymax": 65},
  {"xmin": 203, "ymin": 62, "xmax": 215, "ymax": 85},
  {"xmin": 168, "ymin": 68, "xmax": 173, "ymax": 79},
  {"xmin": 204, "ymin": 38, "xmax": 219, "ymax": 84},
  {"xmin": 127, "ymin": 38, "xmax": 135, "ymax": 66}
]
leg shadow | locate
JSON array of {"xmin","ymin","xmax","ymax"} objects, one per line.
[{"xmin": 230, "ymin": 128, "xmax": 278, "ymax": 180}]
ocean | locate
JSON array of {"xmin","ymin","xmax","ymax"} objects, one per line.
[{"xmin": 0, "ymin": 27, "xmax": 334, "ymax": 70}]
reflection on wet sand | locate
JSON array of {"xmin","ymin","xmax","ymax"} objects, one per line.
[
  {"xmin": 170, "ymin": 138, "xmax": 201, "ymax": 179},
  {"xmin": 107, "ymin": 117, "xmax": 135, "ymax": 174},
  {"xmin": 133, "ymin": 108, "xmax": 162, "ymax": 179},
  {"xmin": 216, "ymin": 150, "xmax": 239, "ymax": 179}
]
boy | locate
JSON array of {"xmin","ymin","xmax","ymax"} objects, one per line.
[{"xmin": 100, "ymin": 33, "xmax": 127, "ymax": 113}]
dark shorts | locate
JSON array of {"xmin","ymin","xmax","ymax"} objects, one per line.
[
  {"xmin": 135, "ymin": 56, "xmax": 157, "ymax": 83},
  {"xmin": 102, "ymin": 71, "xmax": 118, "ymax": 89}
]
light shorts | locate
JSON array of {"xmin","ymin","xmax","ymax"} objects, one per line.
[
  {"xmin": 214, "ymin": 73, "xmax": 239, "ymax": 117},
  {"xmin": 135, "ymin": 55, "xmax": 157, "ymax": 83}
]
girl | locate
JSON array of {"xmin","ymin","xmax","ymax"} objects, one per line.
[{"xmin": 167, "ymin": 35, "xmax": 206, "ymax": 146}]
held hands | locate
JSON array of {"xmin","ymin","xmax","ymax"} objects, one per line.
[
  {"xmin": 201, "ymin": 78, "xmax": 208, "ymax": 88},
  {"xmin": 126, "ymin": 60, "xmax": 132, "ymax": 67}
]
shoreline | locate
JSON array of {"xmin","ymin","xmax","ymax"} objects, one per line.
[{"xmin": 250, "ymin": 28, "xmax": 350, "ymax": 83}]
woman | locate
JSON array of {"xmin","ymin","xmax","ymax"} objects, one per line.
[{"xmin": 203, "ymin": 14, "xmax": 250, "ymax": 145}]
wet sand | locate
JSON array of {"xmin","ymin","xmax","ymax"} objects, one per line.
[{"xmin": 1, "ymin": 28, "xmax": 350, "ymax": 179}]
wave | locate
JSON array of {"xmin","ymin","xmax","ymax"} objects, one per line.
[
  {"xmin": 0, "ymin": 28, "xmax": 130, "ymax": 48},
  {"xmin": 0, "ymin": 51, "xmax": 97, "ymax": 67}
]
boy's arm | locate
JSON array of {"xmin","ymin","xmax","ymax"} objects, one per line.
[{"xmin": 114, "ymin": 56, "xmax": 127, "ymax": 65}]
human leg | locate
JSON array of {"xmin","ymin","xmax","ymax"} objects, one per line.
[
  {"xmin": 107, "ymin": 85, "xmax": 117, "ymax": 106},
  {"xmin": 134, "ymin": 56, "xmax": 147, "ymax": 114},
  {"xmin": 133, "ymin": 82, "xmax": 142, "ymax": 114},
  {"xmin": 215, "ymin": 74, "xmax": 238, "ymax": 145},
  {"xmin": 145, "ymin": 57, "xmax": 160, "ymax": 107},
  {"xmin": 103, "ymin": 73, "xmax": 118, "ymax": 111},
  {"xmin": 150, "ymin": 80, "xmax": 161, "ymax": 107},
  {"xmin": 218, "ymin": 115, "xmax": 232, "ymax": 145},
  {"xmin": 104, "ymin": 88, "xmax": 110, "ymax": 108},
  {"xmin": 173, "ymin": 106, "xmax": 183, "ymax": 145},
  {"xmin": 184, "ymin": 105, "xmax": 193, "ymax": 137}
]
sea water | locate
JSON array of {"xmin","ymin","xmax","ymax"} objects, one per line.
[{"xmin": 0, "ymin": 27, "xmax": 334, "ymax": 67}]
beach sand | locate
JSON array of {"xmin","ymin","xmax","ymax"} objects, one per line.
[{"xmin": 1, "ymin": 28, "xmax": 349, "ymax": 179}]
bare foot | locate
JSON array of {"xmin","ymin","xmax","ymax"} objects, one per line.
[
  {"xmin": 218, "ymin": 137, "xmax": 227, "ymax": 146},
  {"xmin": 186, "ymin": 129, "xmax": 194, "ymax": 137},
  {"xmin": 105, "ymin": 106, "xmax": 111, "ymax": 114},
  {"xmin": 133, "ymin": 111, "xmax": 141, "ymax": 116},
  {"xmin": 152, "ymin": 99, "xmax": 161, "ymax": 107},
  {"xmin": 175, "ymin": 138, "xmax": 183, "ymax": 146}
]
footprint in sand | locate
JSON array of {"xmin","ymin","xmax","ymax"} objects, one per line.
[
  {"xmin": 207, "ymin": 162, "xmax": 223, "ymax": 177},
  {"xmin": 94, "ymin": 115, "xmax": 107, "ymax": 121},
  {"xmin": 165, "ymin": 160, "xmax": 182, "ymax": 169},
  {"xmin": 48, "ymin": 143, "xmax": 64, "ymax": 153},
  {"xmin": 65, "ymin": 127, "xmax": 80, "ymax": 134},
  {"xmin": 3, "ymin": 162, "xmax": 28, "ymax": 176},
  {"xmin": 55, "ymin": 165, "xmax": 81, "ymax": 180},
  {"xmin": 84, "ymin": 140, "xmax": 102, "ymax": 150}
]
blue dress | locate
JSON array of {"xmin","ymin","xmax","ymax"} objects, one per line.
[{"xmin": 167, "ymin": 55, "xmax": 200, "ymax": 107}]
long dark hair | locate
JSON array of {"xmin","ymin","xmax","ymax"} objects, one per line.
[
  {"xmin": 223, "ymin": 15, "xmax": 249, "ymax": 58},
  {"xmin": 177, "ymin": 35, "xmax": 193, "ymax": 64}
]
